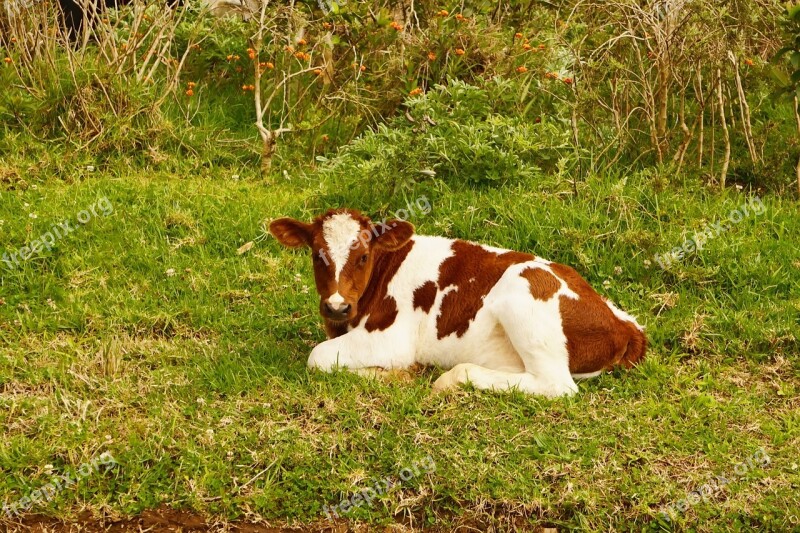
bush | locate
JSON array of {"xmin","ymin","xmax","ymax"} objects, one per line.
[{"xmin": 315, "ymin": 78, "xmax": 572, "ymax": 203}]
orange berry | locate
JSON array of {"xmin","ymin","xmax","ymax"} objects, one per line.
[
  {"xmin": 265, "ymin": 62, "xmax": 274, "ymax": 69},
  {"xmin": 427, "ymin": 52, "xmax": 436, "ymax": 61},
  {"xmin": 522, "ymin": 43, "xmax": 531, "ymax": 50},
  {"xmin": 455, "ymin": 48, "xmax": 465, "ymax": 56},
  {"xmin": 187, "ymin": 81, "xmax": 196, "ymax": 88},
  {"xmin": 437, "ymin": 9, "xmax": 448, "ymax": 16},
  {"xmin": 249, "ymin": 85, "xmax": 255, "ymax": 90},
  {"xmin": 322, "ymin": 22, "xmax": 332, "ymax": 29},
  {"xmin": 359, "ymin": 65, "xmax": 366, "ymax": 72},
  {"xmin": 538, "ymin": 44, "xmax": 545, "ymax": 49},
  {"xmin": 455, "ymin": 14, "xmax": 465, "ymax": 21},
  {"xmin": 233, "ymin": 55, "xmax": 240, "ymax": 60},
  {"xmin": 226, "ymin": 54, "xmax": 234, "ymax": 61},
  {"xmin": 563, "ymin": 77, "xmax": 573, "ymax": 84},
  {"xmin": 297, "ymin": 38, "xmax": 307, "ymax": 45},
  {"xmin": 3, "ymin": 57, "xmax": 11, "ymax": 64},
  {"xmin": 185, "ymin": 89, "xmax": 194, "ymax": 96},
  {"xmin": 313, "ymin": 68, "xmax": 322, "ymax": 75},
  {"xmin": 390, "ymin": 21, "xmax": 403, "ymax": 31},
  {"xmin": 242, "ymin": 85, "xmax": 248, "ymax": 90},
  {"xmin": 744, "ymin": 58, "xmax": 754, "ymax": 66},
  {"xmin": 409, "ymin": 88, "xmax": 423, "ymax": 96},
  {"xmin": 322, "ymin": 134, "xmax": 329, "ymax": 141},
  {"xmin": 514, "ymin": 32, "xmax": 523, "ymax": 39},
  {"xmin": 516, "ymin": 66, "xmax": 528, "ymax": 73}
]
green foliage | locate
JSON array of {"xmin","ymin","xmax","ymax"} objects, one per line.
[
  {"xmin": 317, "ymin": 79, "xmax": 571, "ymax": 199},
  {"xmin": 771, "ymin": 2, "xmax": 800, "ymax": 99}
]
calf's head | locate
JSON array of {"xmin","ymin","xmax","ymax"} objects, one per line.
[{"xmin": 269, "ymin": 209, "xmax": 414, "ymax": 323}]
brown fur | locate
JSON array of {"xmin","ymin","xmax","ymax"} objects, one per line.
[
  {"xmin": 520, "ymin": 267, "xmax": 561, "ymax": 301},
  {"xmin": 548, "ymin": 263, "xmax": 647, "ymax": 373},
  {"xmin": 412, "ymin": 281, "xmax": 437, "ymax": 314},
  {"xmin": 435, "ymin": 241, "xmax": 533, "ymax": 339}
]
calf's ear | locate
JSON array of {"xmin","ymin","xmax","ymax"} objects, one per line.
[
  {"xmin": 269, "ymin": 218, "xmax": 313, "ymax": 248},
  {"xmin": 375, "ymin": 220, "xmax": 415, "ymax": 251}
]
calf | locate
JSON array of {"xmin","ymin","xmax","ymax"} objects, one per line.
[{"xmin": 270, "ymin": 209, "xmax": 646, "ymax": 397}]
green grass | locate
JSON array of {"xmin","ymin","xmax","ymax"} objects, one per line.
[{"xmin": 1, "ymin": 155, "xmax": 798, "ymax": 531}]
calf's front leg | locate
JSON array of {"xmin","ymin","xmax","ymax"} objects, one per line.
[{"xmin": 307, "ymin": 327, "xmax": 416, "ymax": 373}]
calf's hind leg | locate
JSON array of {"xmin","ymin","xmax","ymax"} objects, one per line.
[
  {"xmin": 487, "ymin": 293, "xmax": 579, "ymax": 397},
  {"xmin": 433, "ymin": 363, "xmax": 574, "ymax": 397}
]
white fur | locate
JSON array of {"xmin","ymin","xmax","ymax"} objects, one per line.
[
  {"xmin": 603, "ymin": 298, "xmax": 644, "ymax": 331},
  {"xmin": 322, "ymin": 213, "xmax": 361, "ymax": 283},
  {"xmin": 307, "ymin": 234, "xmax": 628, "ymax": 397}
]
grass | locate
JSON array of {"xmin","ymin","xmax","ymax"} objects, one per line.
[{"xmin": 1, "ymin": 153, "xmax": 798, "ymax": 531}]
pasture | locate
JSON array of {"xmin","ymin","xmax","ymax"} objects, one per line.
[{"xmin": 1, "ymin": 0, "xmax": 799, "ymax": 531}]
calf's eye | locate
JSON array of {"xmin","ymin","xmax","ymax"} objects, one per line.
[{"xmin": 360, "ymin": 254, "xmax": 369, "ymax": 264}]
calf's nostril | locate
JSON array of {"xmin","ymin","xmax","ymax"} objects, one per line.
[{"xmin": 325, "ymin": 302, "xmax": 351, "ymax": 314}]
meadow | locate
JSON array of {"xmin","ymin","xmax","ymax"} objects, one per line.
[{"xmin": 1, "ymin": 1, "xmax": 799, "ymax": 531}]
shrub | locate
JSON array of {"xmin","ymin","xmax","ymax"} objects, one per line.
[{"xmin": 315, "ymin": 78, "xmax": 572, "ymax": 203}]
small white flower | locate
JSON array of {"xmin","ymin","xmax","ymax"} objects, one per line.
[
  {"xmin": 301, "ymin": 285, "xmax": 309, "ymax": 294},
  {"xmin": 44, "ymin": 464, "xmax": 54, "ymax": 471},
  {"xmin": 613, "ymin": 266, "xmax": 623, "ymax": 276},
  {"xmin": 196, "ymin": 397, "xmax": 206, "ymax": 405},
  {"xmin": 232, "ymin": 174, "xmax": 240, "ymax": 180},
  {"xmin": 29, "ymin": 213, "xmax": 37, "ymax": 219},
  {"xmin": 86, "ymin": 165, "xmax": 95, "ymax": 172},
  {"xmin": 602, "ymin": 279, "xmax": 611, "ymax": 289},
  {"xmin": 735, "ymin": 184, "xmax": 743, "ymax": 190},
  {"xmin": 165, "ymin": 268, "xmax": 176, "ymax": 277},
  {"xmin": 643, "ymin": 259, "xmax": 652, "ymax": 268}
]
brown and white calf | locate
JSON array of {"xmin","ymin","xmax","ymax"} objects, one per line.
[{"xmin": 270, "ymin": 209, "xmax": 646, "ymax": 397}]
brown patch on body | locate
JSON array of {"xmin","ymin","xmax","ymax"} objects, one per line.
[
  {"xmin": 549, "ymin": 263, "xmax": 647, "ymax": 374},
  {"xmin": 520, "ymin": 267, "xmax": 561, "ymax": 301},
  {"xmin": 436, "ymin": 241, "xmax": 533, "ymax": 339},
  {"xmin": 352, "ymin": 240, "xmax": 415, "ymax": 333},
  {"xmin": 413, "ymin": 281, "xmax": 437, "ymax": 313}
]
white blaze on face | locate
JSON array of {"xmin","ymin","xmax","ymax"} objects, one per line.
[{"xmin": 322, "ymin": 213, "xmax": 361, "ymax": 285}]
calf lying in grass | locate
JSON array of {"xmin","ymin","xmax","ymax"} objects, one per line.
[{"xmin": 270, "ymin": 209, "xmax": 646, "ymax": 397}]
